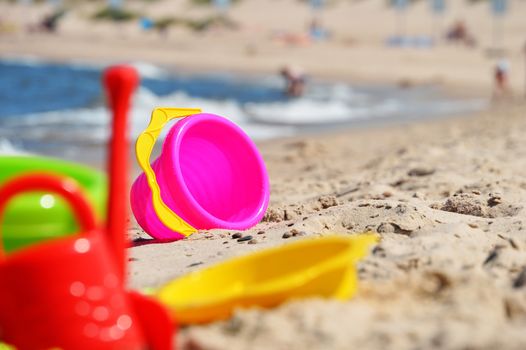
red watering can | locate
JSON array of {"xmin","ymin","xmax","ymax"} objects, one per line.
[{"xmin": 0, "ymin": 66, "xmax": 174, "ymax": 350}]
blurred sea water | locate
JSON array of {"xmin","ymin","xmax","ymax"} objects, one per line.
[{"xmin": 0, "ymin": 58, "xmax": 487, "ymax": 164}]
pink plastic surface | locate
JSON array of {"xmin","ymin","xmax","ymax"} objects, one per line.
[{"xmin": 131, "ymin": 113, "xmax": 270, "ymax": 239}]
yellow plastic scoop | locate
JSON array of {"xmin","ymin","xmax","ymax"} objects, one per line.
[{"xmin": 157, "ymin": 234, "xmax": 378, "ymax": 324}]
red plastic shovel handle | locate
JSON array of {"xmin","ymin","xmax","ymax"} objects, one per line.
[{"xmin": 0, "ymin": 173, "xmax": 97, "ymax": 260}]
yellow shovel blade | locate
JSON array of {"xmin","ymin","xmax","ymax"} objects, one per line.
[{"xmin": 157, "ymin": 234, "xmax": 378, "ymax": 324}]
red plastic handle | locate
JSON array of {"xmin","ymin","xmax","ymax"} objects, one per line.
[
  {"xmin": 103, "ymin": 65, "xmax": 139, "ymax": 280},
  {"xmin": 0, "ymin": 173, "xmax": 97, "ymax": 259}
]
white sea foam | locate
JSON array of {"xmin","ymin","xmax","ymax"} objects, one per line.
[
  {"xmin": 128, "ymin": 62, "xmax": 170, "ymax": 80},
  {"xmin": 0, "ymin": 59, "xmax": 490, "ymax": 165},
  {"xmin": 0, "ymin": 138, "xmax": 28, "ymax": 155},
  {"xmin": 0, "ymin": 55, "xmax": 44, "ymax": 66},
  {"xmin": 0, "ymin": 82, "xmax": 487, "ymax": 146}
]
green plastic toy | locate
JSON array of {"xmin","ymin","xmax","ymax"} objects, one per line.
[{"xmin": 0, "ymin": 156, "xmax": 107, "ymax": 252}]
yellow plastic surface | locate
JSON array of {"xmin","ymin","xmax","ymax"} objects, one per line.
[
  {"xmin": 157, "ymin": 234, "xmax": 378, "ymax": 324},
  {"xmin": 135, "ymin": 107, "xmax": 201, "ymax": 237}
]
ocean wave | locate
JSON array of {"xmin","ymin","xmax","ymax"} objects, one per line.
[
  {"xmin": 0, "ymin": 87, "xmax": 293, "ymax": 143},
  {"xmin": 128, "ymin": 62, "xmax": 170, "ymax": 80},
  {"xmin": 0, "ymin": 55, "xmax": 45, "ymax": 66},
  {"xmin": 0, "ymin": 82, "xmax": 488, "ymax": 146},
  {"xmin": 0, "ymin": 57, "xmax": 170, "ymax": 86},
  {"xmin": 0, "ymin": 58, "xmax": 488, "ymax": 147},
  {"xmin": 0, "ymin": 138, "xmax": 28, "ymax": 155}
]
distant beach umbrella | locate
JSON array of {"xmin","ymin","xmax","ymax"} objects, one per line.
[
  {"xmin": 490, "ymin": 0, "xmax": 508, "ymax": 50},
  {"xmin": 48, "ymin": 0, "xmax": 62, "ymax": 8},
  {"xmin": 393, "ymin": 0, "xmax": 408, "ymax": 11},
  {"xmin": 392, "ymin": 0, "xmax": 408, "ymax": 40},
  {"xmin": 430, "ymin": 0, "xmax": 445, "ymax": 15},
  {"xmin": 429, "ymin": 0, "xmax": 445, "ymax": 40},
  {"xmin": 310, "ymin": 0, "xmax": 324, "ymax": 10},
  {"xmin": 491, "ymin": 0, "xmax": 507, "ymax": 16},
  {"xmin": 108, "ymin": 0, "xmax": 123, "ymax": 10},
  {"xmin": 213, "ymin": 0, "xmax": 231, "ymax": 12}
]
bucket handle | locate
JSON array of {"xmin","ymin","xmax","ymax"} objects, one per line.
[
  {"xmin": 135, "ymin": 108, "xmax": 201, "ymax": 237},
  {"xmin": 0, "ymin": 173, "xmax": 97, "ymax": 260}
]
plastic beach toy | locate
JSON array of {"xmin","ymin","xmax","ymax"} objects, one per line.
[
  {"xmin": 0, "ymin": 173, "xmax": 173, "ymax": 350},
  {"xmin": 0, "ymin": 66, "xmax": 174, "ymax": 350},
  {"xmin": 0, "ymin": 155, "xmax": 106, "ymax": 252},
  {"xmin": 0, "ymin": 174, "xmax": 147, "ymax": 349},
  {"xmin": 157, "ymin": 234, "xmax": 378, "ymax": 324},
  {"xmin": 131, "ymin": 108, "xmax": 270, "ymax": 240}
]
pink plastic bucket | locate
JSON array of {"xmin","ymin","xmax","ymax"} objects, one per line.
[{"xmin": 131, "ymin": 113, "xmax": 270, "ymax": 240}]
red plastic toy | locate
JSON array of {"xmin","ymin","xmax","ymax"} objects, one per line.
[
  {"xmin": 104, "ymin": 65, "xmax": 139, "ymax": 279},
  {"xmin": 0, "ymin": 66, "xmax": 174, "ymax": 350}
]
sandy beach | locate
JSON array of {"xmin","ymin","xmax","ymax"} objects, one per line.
[
  {"xmin": 1, "ymin": 0, "xmax": 526, "ymax": 349},
  {"xmin": 125, "ymin": 102, "xmax": 526, "ymax": 349},
  {"xmin": 1, "ymin": 0, "xmax": 526, "ymax": 95}
]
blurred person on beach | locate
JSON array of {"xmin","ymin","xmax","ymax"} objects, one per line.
[
  {"xmin": 493, "ymin": 58, "xmax": 511, "ymax": 100},
  {"xmin": 280, "ymin": 66, "xmax": 306, "ymax": 97},
  {"xmin": 446, "ymin": 20, "xmax": 476, "ymax": 47},
  {"xmin": 27, "ymin": 9, "xmax": 66, "ymax": 33}
]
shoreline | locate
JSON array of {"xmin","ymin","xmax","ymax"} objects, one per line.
[
  {"xmin": 0, "ymin": 51, "xmax": 487, "ymax": 100},
  {"xmin": 0, "ymin": 46, "xmax": 493, "ymax": 100},
  {"xmin": 0, "ymin": 60, "xmax": 490, "ymax": 174},
  {"xmin": 0, "ymin": 55, "xmax": 491, "ymax": 169},
  {"xmin": 2, "ymin": 0, "xmax": 525, "ymax": 100}
]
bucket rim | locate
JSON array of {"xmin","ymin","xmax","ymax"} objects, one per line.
[{"xmin": 163, "ymin": 113, "xmax": 270, "ymax": 229}]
